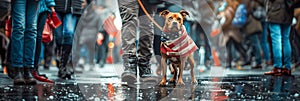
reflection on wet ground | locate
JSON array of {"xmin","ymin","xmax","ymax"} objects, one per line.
[{"xmin": 1, "ymin": 73, "xmax": 300, "ymax": 100}]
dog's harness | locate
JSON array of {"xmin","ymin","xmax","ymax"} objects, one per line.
[{"xmin": 160, "ymin": 26, "xmax": 198, "ymax": 60}]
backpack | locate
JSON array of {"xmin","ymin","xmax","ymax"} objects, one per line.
[{"xmin": 232, "ymin": 4, "xmax": 248, "ymax": 28}]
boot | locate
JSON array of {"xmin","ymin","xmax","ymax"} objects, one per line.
[
  {"xmin": 58, "ymin": 45, "xmax": 73, "ymax": 79},
  {"xmin": 264, "ymin": 67, "xmax": 282, "ymax": 76},
  {"xmin": 55, "ymin": 44, "xmax": 62, "ymax": 69},
  {"xmin": 138, "ymin": 60, "xmax": 154, "ymax": 78},
  {"xmin": 24, "ymin": 67, "xmax": 37, "ymax": 85},
  {"xmin": 121, "ymin": 55, "xmax": 137, "ymax": 85},
  {"xmin": 14, "ymin": 68, "xmax": 25, "ymax": 85}
]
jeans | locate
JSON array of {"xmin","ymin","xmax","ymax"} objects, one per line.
[
  {"xmin": 269, "ymin": 23, "xmax": 292, "ymax": 69},
  {"xmin": 34, "ymin": 12, "xmax": 48, "ymax": 67},
  {"xmin": 247, "ymin": 33, "xmax": 262, "ymax": 65},
  {"xmin": 54, "ymin": 13, "xmax": 78, "ymax": 45},
  {"xmin": 11, "ymin": 0, "xmax": 39, "ymax": 68},
  {"xmin": 260, "ymin": 22, "xmax": 271, "ymax": 62}
]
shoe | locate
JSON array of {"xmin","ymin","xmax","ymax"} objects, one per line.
[
  {"xmin": 264, "ymin": 68, "xmax": 282, "ymax": 76},
  {"xmin": 282, "ymin": 68, "xmax": 291, "ymax": 76},
  {"xmin": 121, "ymin": 72, "xmax": 137, "ymax": 85},
  {"xmin": 241, "ymin": 61, "xmax": 251, "ymax": 66},
  {"xmin": 252, "ymin": 64, "xmax": 262, "ymax": 69},
  {"xmin": 24, "ymin": 67, "xmax": 37, "ymax": 85},
  {"xmin": 34, "ymin": 66, "xmax": 48, "ymax": 78},
  {"xmin": 14, "ymin": 68, "xmax": 25, "ymax": 85}
]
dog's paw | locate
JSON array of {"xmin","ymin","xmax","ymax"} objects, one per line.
[
  {"xmin": 191, "ymin": 79, "xmax": 198, "ymax": 84},
  {"xmin": 176, "ymin": 81, "xmax": 185, "ymax": 86},
  {"xmin": 168, "ymin": 78, "xmax": 176, "ymax": 84},
  {"xmin": 159, "ymin": 81, "xmax": 167, "ymax": 86}
]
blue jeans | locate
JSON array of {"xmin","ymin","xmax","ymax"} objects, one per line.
[
  {"xmin": 260, "ymin": 22, "xmax": 271, "ymax": 61},
  {"xmin": 54, "ymin": 13, "xmax": 78, "ymax": 45},
  {"xmin": 247, "ymin": 33, "xmax": 262, "ymax": 65},
  {"xmin": 11, "ymin": 0, "xmax": 39, "ymax": 68},
  {"xmin": 269, "ymin": 23, "xmax": 292, "ymax": 69}
]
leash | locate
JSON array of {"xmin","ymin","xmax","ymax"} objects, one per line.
[{"xmin": 137, "ymin": 0, "xmax": 163, "ymax": 31}]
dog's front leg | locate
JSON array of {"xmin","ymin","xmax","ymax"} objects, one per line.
[
  {"xmin": 188, "ymin": 54, "xmax": 197, "ymax": 84},
  {"xmin": 159, "ymin": 55, "xmax": 167, "ymax": 86},
  {"xmin": 177, "ymin": 58, "xmax": 186, "ymax": 86}
]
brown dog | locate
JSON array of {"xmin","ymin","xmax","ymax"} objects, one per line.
[{"xmin": 159, "ymin": 10, "xmax": 198, "ymax": 86}]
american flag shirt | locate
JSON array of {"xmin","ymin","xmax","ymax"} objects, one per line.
[{"xmin": 160, "ymin": 26, "xmax": 198, "ymax": 59}]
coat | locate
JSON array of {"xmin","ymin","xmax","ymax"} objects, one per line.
[
  {"xmin": 243, "ymin": 0, "xmax": 263, "ymax": 35},
  {"xmin": 266, "ymin": 0, "xmax": 294, "ymax": 24},
  {"xmin": 220, "ymin": 0, "xmax": 243, "ymax": 45},
  {"xmin": 54, "ymin": 0, "xmax": 84, "ymax": 15},
  {"xmin": 39, "ymin": 0, "xmax": 56, "ymax": 14}
]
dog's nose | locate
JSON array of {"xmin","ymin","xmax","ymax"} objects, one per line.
[{"xmin": 172, "ymin": 22, "xmax": 178, "ymax": 26}]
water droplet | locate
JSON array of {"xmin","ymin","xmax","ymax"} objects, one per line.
[
  {"xmin": 49, "ymin": 96, "xmax": 54, "ymax": 99},
  {"xmin": 294, "ymin": 93, "xmax": 299, "ymax": 97}
]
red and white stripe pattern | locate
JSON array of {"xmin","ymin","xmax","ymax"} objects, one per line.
[{"xmin": 160, "ymin": 26, "xmax": 198, "ymax": 58}]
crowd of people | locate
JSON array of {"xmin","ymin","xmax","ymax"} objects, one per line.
[{"xmin": 0, "ymin": 0, "xmax": 300, "ymax": 85}]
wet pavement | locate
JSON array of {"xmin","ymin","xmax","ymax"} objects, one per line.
[{"xmin": 1, "ymin": 64, "xmax": 300, "ymax": 101}]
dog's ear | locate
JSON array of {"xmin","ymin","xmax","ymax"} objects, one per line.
[
  {"xmin": 160, "ymin": 10, "xmax": 170, "ymax": 17},
  {"xmin": 180, "ymin": 10, "xmax": 189, "ymax": 18}
]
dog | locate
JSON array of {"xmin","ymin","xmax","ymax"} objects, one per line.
[{"xmin": 158, "ymin": 10, "xmax": 198, "ymax": 86}]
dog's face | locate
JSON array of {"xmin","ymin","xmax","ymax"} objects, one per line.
[{"xmin": 160, "ymin": 10, "xmax": 189, "ymax": 32}]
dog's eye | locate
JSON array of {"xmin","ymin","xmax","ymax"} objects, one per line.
[
  {"xmin": 177, "ymin": 18, "xmax": 181, "ymax": 21},
  {"xmin": 168, "ymin": 17, "xmax": 172, "ymax": 20}
]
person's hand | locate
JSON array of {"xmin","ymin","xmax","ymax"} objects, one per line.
[
  {"xmin": 50, "ymin": 7, "xmax": 55, "ymax": 12},
  {"xmin": 82, "ymin": 0, "xmax": 87, "ymax": 9}
]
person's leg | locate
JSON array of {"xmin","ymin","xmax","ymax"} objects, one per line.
[
  {"xmin": 137, "ymin": 0, "xmax": 156, "ymax": 77},
  {"xmin": 260, "ymin": 22, "xmax": 271, "ymax": 63},
  {"xmin": 233, "ymin": 39, "xmax": 250, "ymax": 66},
  {"xmin": 58, "ymin": 13, "xmax": 78, "ymax": 79},
  {"xmin": 34, "ymin": 12, "xmax": 48, "ymax": 75},
  {"xmin": 226, "ymin": 39, "xmax": 233, "ymax": 68},
  {"xmin": 269, "ymin": 23, "xmax": 282, "ymax": 68},
  {"xmin": 11, "ymin": 0, "xmax": 26, "ymax": 85},
  {"xmin": 248, "ymin": 33, "xmax": 262, "ymax": 68},
  {"xmin": 282, "ymin": 24, "xmax": 292, "ymax": 74},
  {"xmin": 265, "ymin": 23, "xmax": 282, "ymax": 75},
  {"xmin": 119, "ymin": 0, "xmax": 139, "ymax": 75},
  {"xmin": 43, "ymin": 41, "xmax": 54, "ymax": 70},
  {"xmin": 23, "ymin": 0, "xmax": 39, "ymax": 84},
  {"xmin": 191, "ymin": 22, "xmax": 201, "ymax": 66},
  {"xmin": 54, "ymin": 13, "xmax": 64, "ymax": 69}
]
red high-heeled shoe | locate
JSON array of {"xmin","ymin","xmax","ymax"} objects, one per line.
[{"xmin": 32, "ymin": 71, "xmax": 54, "ymax": 83}]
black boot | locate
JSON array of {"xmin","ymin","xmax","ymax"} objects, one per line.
[
  {"xmin": 121, "ymin": 55, "xmax": 137, "ymax": 85},
  {"xmin": 58, "ymin": 45, "xmax": 73, "ymax": 79},
  {"xmin": 24, "ymin": 67, "xmax": 37, "ymax": 85},
  {"xmin": 14, "ymin": 68, "xmax": 25, "ymax": 85},
  {"xmin": 55, "ymin": 44, "xmax": 62, "ymax": 69}
]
